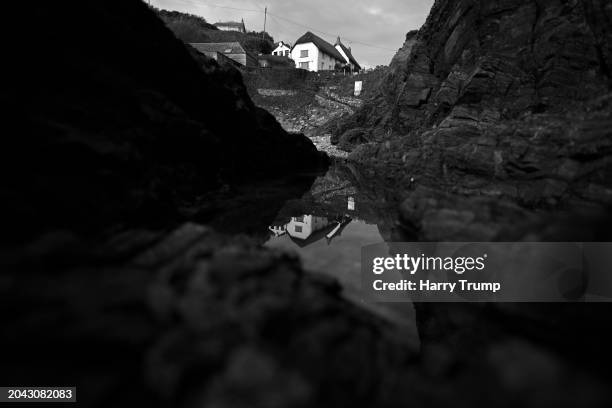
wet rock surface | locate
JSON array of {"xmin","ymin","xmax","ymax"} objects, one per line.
[
  {"xmin": 0, "ymin": 223, "xmax": 417, "ymax": 407},
  {"xmin": 4, "ymin": 223, "xmax": 612, "ymax": 407}
]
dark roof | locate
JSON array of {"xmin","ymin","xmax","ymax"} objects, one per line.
[
  {"xmin": 335, "ymin": 39, "xmax": 361, "ymax": 70},
  {"xmin": 190, "ymin": 42, "xmax": 246, "ymax": 55},
  {"xmin": 293, "ymin": 32, "xmax": 344, "ymax": 61},
  {"xmin": 258, "ymin": 55, "xmax": 294, "ymax": 68},
  {"xmin": 274, "ymin": 41, "xmax": 291, "ymax": 48}
]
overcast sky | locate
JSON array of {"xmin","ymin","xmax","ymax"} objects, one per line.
[{"xmin": 150, "ymin": 0, "xmax": 434, "ymax": 68}]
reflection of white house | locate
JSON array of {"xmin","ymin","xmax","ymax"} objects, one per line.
[
  {"xmin": 291, "ymin": 32, "xmax": 345, "ymax": 72},
  {"xmin": 269, "ymin": 225, "xmax": 286, "ymax": 237},
  {"xmin": 287, "ymin": 215, "xmax": 330, "ymax": 240},
  {"xmin": 272, "ymin": 41, "xmax": 292, "ymax": 57}
]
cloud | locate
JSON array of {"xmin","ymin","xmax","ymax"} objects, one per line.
[{"xmin": 151, "ymin": 0, "xmax": 434, "ymax": 67}]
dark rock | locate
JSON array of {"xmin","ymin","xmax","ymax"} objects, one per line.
[
  {"xmin": 335, "ymin": 0, "xmax": 611, "ymax": 142},
  {"xmin": 0, "ymin": 223, "xmax": 417, "ymax": 407},
  {"xmin": 330, "ymin": 0, "xmax": 612, "ymax": 241},
  {"xmin": 337, "ymin": 128, "xmax": 370, "ymax": 151},
  {"xmin": 1, "ymin": 0, "xmax": 327, "ymax": 244}
]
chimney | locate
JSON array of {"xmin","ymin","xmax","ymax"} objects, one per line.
[{"xmin": 337, "ymin": 36, "xmax": 341, "ymax": 45}]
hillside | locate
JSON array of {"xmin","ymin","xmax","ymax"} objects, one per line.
[
  {"xmin": 156, "ymin": 7, "xmax": 274, "ymax": 54},
  {"xmin": 156, "ymin": 8, "xmax": 218, "ymax": 40},
  {"xmin": 242, "ymin": 68, "xmax": 389, "ymax": 156}
]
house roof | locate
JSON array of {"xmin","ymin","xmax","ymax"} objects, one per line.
[
  {"xmin": 293, "ymin": 32, "xmax": 344, "ymax": 61},
  {"xmin": 274, "ymin": 41, "xmax": 291, "ymax": 49},
  {"xmin": 190, "ymin": 42, "xmax": 246, "ymax": 55},
  {"xmin": 335, "ymin": 39, "xmax": 361, "ymax": 70},
  {"xmin": 213, "ymin": 21, "xmax": 244, "ymax": 28},
  {"xmin": 258, "ymin": 54, "xmax": 294, "ymax": 67}
]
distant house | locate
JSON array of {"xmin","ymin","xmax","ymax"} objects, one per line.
[
  {"xmin": 335, "ymin": 37, "xmax": 361, "ymax": 73},
  {"xmin": 213, "ymin": 19, "xmax": 246, "ymax": 33},
  {"xmin": 272, "ymin": 41, "xmax": 292, "ymax": 58},
  {"xmin": 190, "ymin": 42, "xmax": 257, "ymax": 67},
  {"xmin": 291, "ymin": 31, "xmax": 346, "ymax": 72},
  {"xmin": 258, "ymin": 55, "xmax": 295, "ymax": 69}
]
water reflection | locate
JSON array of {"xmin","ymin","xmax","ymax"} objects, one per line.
[
  {"xmin": 263, "ymin": 165, "xmax": 397, "ymax": 287},
  {"xmin": 273, "ymin": 214, "xmax": 352, "ymax": 246},
  {"xmin": 269, "ymin": 197, "xmax": 357, "ymax": 243},
  {"xmin": 266, "ymin": 214, "xmax": 384, "ymax": 289},
  {"xmin": 264, "ymin": 168, "xmax": 416, "ymax": 332},
  {"xmin": 203, "ymin": 162, "xmax": 416, "ymax": 330}
]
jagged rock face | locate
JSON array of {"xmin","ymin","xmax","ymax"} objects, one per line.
[
  {"xmin": 389, "ymin": 30, "xmax": 419, "ymax": 72},
  {"xmin": 339, "ymin": 0, "xmax": 611, "ymax": 139},
  {"xmin": 2, "ymin": 0, "xmax": 326, "ymax": 243},
  {"xmin": 334, "ymin": 0, "xmax": 612, "ymax": 241}
]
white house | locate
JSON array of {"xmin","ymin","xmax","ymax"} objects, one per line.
[
  {"xmin": 290, "ymin": 32, "xmax": 346, "ymax": 72},
  {"xmin": 272, "ymin": 41, "xmax": 292, "ymax": 58},
  {"xmin": 213, "ymin": 19, "xmax": 246, "ymax": 34},
  {"xmin": 335, "ymin": 37, "xmax": 361, "ymax": 73}
]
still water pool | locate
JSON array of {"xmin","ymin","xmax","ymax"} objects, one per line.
[
  {"xmin": 198, "ymin": 162, "xmax": 417, "ymax": 332},
  {"xmin": 257, "ymin": 163, "xmax": 417, "ymax": 332}
]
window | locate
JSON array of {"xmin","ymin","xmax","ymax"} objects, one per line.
[
  {"xmin": 299, "ymin": 62, "xmax": 309, "ymax": 70},
  {"xmin": 285, "ymin": 50, "xmax": 289, "ymax": 57},
  {"xmin": 300, "ymin": 50, "xmax": 308, "ymax": 58},
  {"xmin": 294, "ymin": 226, "xmax": 303, "ymax": 233}
]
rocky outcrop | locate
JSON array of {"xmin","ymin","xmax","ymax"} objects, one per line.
[
  {"xmin": 324, "ymin": 5, "xmax": 612, "ymax": 405},
  {"xmin": 4, "ymin": 222, "xmax": 612, "ymax": 406},
  {"xmin": 0, "ymin": 223, "xmax": 416, "ymax": 407},
  {"xmin": 338, "ymin": 0, "xmax": 611, "ymax": 140},
  {"xmin": 2, "ymin": 0, "xmax": 326, "ymax": 243},
  {"xmin": 333, "ymin": 0, "xmax": 612, "ymax": 241}
]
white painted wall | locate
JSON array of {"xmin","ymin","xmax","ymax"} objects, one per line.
[
  {"xmin": 291, "ymin": 43, "xmax": 319, "ymax": 71},
  {"xmin": 291, "ymin": 43, "xmax": 343, "ymax": 72}
]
